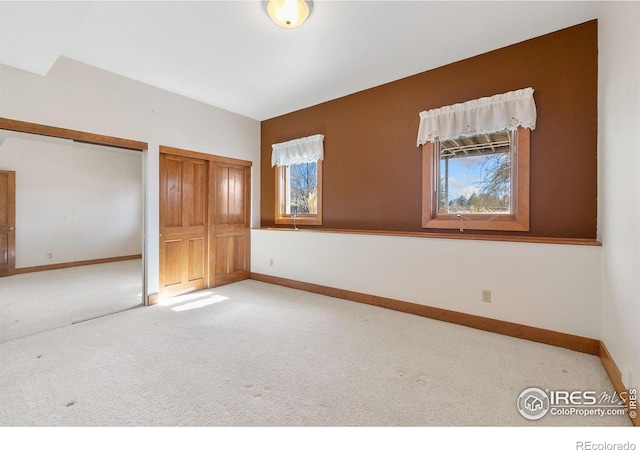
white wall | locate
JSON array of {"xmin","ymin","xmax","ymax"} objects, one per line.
[
  {"xmin": 598, "ymin": 2, "xmax": 640, "ymax": 389},
  {"xmin": 0, "ymin": 133, "xmax": 142, "ymax": 267},
  {"xmin": 0, "ymin": 57, "xmax": 261, "ymax": 294},
  {"xmin": 252, "ymin": 229, "xmax": 602, "ymax": 338}
]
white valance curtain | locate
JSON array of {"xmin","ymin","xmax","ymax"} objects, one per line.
[
  {"xmin": 271, "ymin": 134, "xmax": 324, "ymax": 167},
  {"xmin": 416, "ymin": 87, "xmax": 537, "ymax": 146}
]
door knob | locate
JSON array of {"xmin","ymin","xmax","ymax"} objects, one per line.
[{"xmin": 2, "ymin": 226, "xmax": 15, "ymax": 232}]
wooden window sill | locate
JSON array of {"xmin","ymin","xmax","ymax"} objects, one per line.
[{"xmin": 255, "ymin": 227, "xmax": 602, "ymax": 247}]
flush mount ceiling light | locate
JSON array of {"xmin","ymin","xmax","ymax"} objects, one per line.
[{"xmin": 265, "ymin": 0, "xmax": 312, "ymax": 29}]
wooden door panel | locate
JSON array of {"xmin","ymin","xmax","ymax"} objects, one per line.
[
  {"xmin": 0, "ymin": 177, "xmax": 8, "ymax": 223},
  {"xmin": 213, "ymin": 232, "xmax": 249, "ymax": 285},
  {"xmin": 215, "ymin": 165, "xmax": 245, "ymax": 225},
  {"xmin": 184, "ymin": 161, "xmax": 207, "ymax": 227},
  {"xmin": 159, "ymin": 154, "xmax": 208, "ymax": 297},
  {"xmin": 161, "ymin": 226, "xmax": 204, "ymax": 239},
  {"xmin": 214, "ymin": 237, "xmax": 229, "ymax": 277},
  {"xmin": 210, "ymin": 162, "xmax": 250, "ymax": 287},
  {"xmin": 163, "ymin": 158, "xmax": 183, "ymax": 227},
  {"xmin": 0, "ymin": 234, "xmax": 8, "ymax": 265},
  {"xmin": 214, "ymin": 231, "xmax": 247, "ymax": 274},
  {"xmin": 187, "ymin": 237, "xmax": 205, "ymax": 281},
  {"xmin": 234, "ymin": 234, "xmax": 246, "ymax": 271},
  {"xmin": 229, "ymin": 166, "xmax": 244, "ymax": 224},
  {"xmin": 0, "ymin": 170, "xmax": 16, "ymax": 277},
  {"xmin": 162, "ymin": 239, "xmax": 183, "ymax": 286},
  {"xmin": 211, "ymin": 164, "xmax": 229, "ymax": 224}
]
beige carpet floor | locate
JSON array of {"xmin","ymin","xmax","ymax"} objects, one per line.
[
  {"xmin": 0, "ymin": 279, "xmax": 632, "ymax": 427},
  {"xmin": 0, "ymin": 259, "xmax": 143, "ymax": 343}
]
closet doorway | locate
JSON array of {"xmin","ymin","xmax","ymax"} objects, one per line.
[
  {"xmin": 159, "ymin": 146, "xmax": 251, "ymax": 299},
  {"xmin": 0, "ymin": 118, "xmax": 147, "ymax": 342}
]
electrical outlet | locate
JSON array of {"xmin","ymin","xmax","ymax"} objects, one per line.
[
  {"xmin": 482, "ymin": 289, "xmax": 491, "ymax": 303},
  {"xmin": 269, "ymin": 259, "xmax": 274, "ymax": 267},
  {"xmin": 46, "ymin": 252, "xmax": 53, "ymax": 259}
]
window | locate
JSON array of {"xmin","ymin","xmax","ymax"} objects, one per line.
[
  {"xmin": 423, "ymin": 128, "xmax": 530, "ymax": 231},
  {"xmin": 275, "ymin": 160, "xmax": 322, "ymax": 225},
  {"xmin": 272, "ymin": 134, "xmax": 324, "ymax": 226},
  {"xmin": 439, "ymin": 131, "xmax": 512, "ymax": 214},
  {"xmin": 417, "ymin": 88, "xmax": 536, "ymax": 232}
]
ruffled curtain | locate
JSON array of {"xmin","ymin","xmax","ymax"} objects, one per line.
[
  {"xmin": 271, "ymin": 134, "xmax": 324, "ymax": 167},
  {"xmin": 416, "ymin": 88, "xmax": 537, "ymax": 146}
]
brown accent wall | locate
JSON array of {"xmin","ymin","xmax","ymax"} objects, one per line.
[{"xmin": 261, "ymin": 21, "xmax": 598, "ymax": 239}]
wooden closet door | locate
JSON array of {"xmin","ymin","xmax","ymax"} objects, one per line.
[
  {"xmin": 0, "ymin": 170, "xmax": 16, "ymax": 277},
  {"xmin": 210, "ymin": 162, "xmax": 250, "ymax": 286},
  {"xmin": 159, "ymin": 154, "xmax": 208, "ymax": 297}
]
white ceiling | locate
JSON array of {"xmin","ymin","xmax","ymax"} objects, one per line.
[{"xmin": 0, "ymin": 1, "xmax": 601, "ymax": 121}]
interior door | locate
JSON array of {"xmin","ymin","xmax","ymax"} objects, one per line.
[
  {"xmin": 211, "ymin": 162, "xmax": 250, "ymax": 286},
  {"xmin": 159, "ymin": 154, "xmax": 208, "ymax": 297},
  {"xmin": 0, "ymin": 170, "xmax": 16, "ymax": 277}
]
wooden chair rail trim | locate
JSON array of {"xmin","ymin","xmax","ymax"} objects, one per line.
[
  {"xmin": 13, "ymin": 254, "xmax": 142, "ymax": 275},
  {"xmin": 160, "ymin": 145, "xmax": 253, "ymax": 167},
  {"xmin": 250, "ymin": 273, "xmax": 636, "ymax": 426},
  {"xmin": 0, "ymin": 118, "xmax": 147, "ymax": 151},
  {"xmin": 256, "ymin": 227, "xmax": 602, "ymax": 247}
]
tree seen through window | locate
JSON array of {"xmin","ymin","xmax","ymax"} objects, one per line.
[
  {"xmin": 286, "ymin": 161, "xmax": 318, "ymax": 215},
  {"xmin": 438, "ymin": 131, "xmax": 512, "ymax": 215}
]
